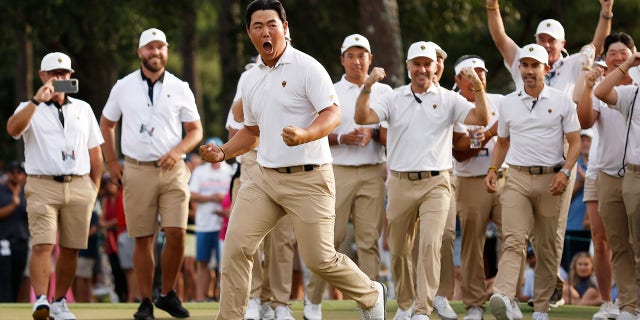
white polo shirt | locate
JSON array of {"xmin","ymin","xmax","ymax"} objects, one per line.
[
  {"xmin": 498, "ymin": 86, "xmax": 580, "ymax": 166},
  {"xmin": 102, "ymin": 70, "xmax": 201, "ymax": 161},
  {"xmin": 454, "ymin": 93, "xmax": 505, "ymax": 177},
  {"xmin": 189, "ymin": 162, "xmax": 234, "ymax": 232},
  {"xmin": 507, "ymin": 53, "xmax": 582, "ymax": 95},
  {"xmin": 612, "ymin": 85, "xmax": 640, "ymax": 165},
  {"xmin": 241, "ymin": 45, "xmax": 338, "ymax": 168},
  {"xmin": 331, "ymin": 75, "xmax": 392, "ymax": 166},
  {"xmin": 371, "ymin": 84, "xmax": 473, "ymax": 171},
  {"xmin": 13, "ymin": 98, "xmax": 103, "ymax": 175}
]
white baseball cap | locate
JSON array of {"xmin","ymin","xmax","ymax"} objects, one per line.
[
  {"xmin": 426, "ymin": 41, "xmax": 447, "ymax": 60},
  {"xmin": 341, "ymin": 34, "xmax": 371, "ymax": 54},
  {"xmin": 40, "ymin": 52, "xmax": 74, "ymax": 73},
  {"xmin": 139, "ymin": 28, "xmax": 169, "ymax": 48},
  {"xmin": 454, "ymin": 56, "xmax": 487, "ymax": 76},
  {"xmin": 406, "ymin": 41, "xmax": 437, "ymax": 62},
  {"xmin": 519, "ymin": 44, "xmax": 549, "ymax": 65},
  {"xmin": 535, "ymin": 19, "xmax": 565, "ymax": 40}
]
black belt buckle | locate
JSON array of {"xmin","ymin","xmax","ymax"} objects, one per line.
[
  {"xmin": 53, "ymin": 175, "xmax": 72, "ymax": 183},
  {"xmin": 303, "ymin": 164, "xmax": 314, "ymax": 172}
]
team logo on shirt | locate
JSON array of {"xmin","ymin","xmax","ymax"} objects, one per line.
[
  {"xmin": 548, "ymin": 109, "xmax": 552, "ymax": 113},
  {"xmin": 329, "ymin": 94, "xmax": 335, "ymax": 101},
  {"xmin": 433, "ymin": 104, "xmax": 437, "ymax": 109},
  {"xmin": 282, "ymin": 80, "xmax": 287, "ymax": 87},
  {"xmin": 491, "ymin": 112, "xmax": 495, "ymax": 116}
]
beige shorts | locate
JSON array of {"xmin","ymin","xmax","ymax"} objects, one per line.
[
  {"xmin": 25, "ymin": 175, "xmax": 98, "ymax": 248},
  {"xmin": 123, "ymin": 160, "xmax": 191, "ymax": 237},
  {"xmin": 583, "ymin": 177, "xmax": 598, "ymax": 202},
  {"xmin": 76, "ymin": 257, "xmax": 95, "ymax": 278}
]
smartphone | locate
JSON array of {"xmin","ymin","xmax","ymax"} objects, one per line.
[{"xmin": 53, "ymin": 79, "xmax": 79, "ymax": 93}]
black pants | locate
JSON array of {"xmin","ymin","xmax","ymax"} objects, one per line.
[{"xmin": 0, "ymin": 238, "xmax": 29, "ymax": 302}]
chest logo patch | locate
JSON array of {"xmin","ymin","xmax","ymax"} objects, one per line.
[
  {"xmin": 491, "ymin": 112, "xmax": 496, "ymax": 116},
  {"xmin": 433, "ymin": 104, "xmax": 437, "ymax": 109},
  {"xmin": 548, "ymin": 108, "xmax": 553, "ymax": 113},
  {"xmin": 282, "ymin": 80, "xmax": 287, "ymax": 88}
]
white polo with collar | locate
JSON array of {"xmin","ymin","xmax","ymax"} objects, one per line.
[{"xmin": 612, "ymin": 85, "xmax": 640, "ymax": 164}]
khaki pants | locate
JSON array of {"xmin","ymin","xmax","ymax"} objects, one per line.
[
  {"xmin": 306, "ymin": 164, "xmax": 386, "ymax": 304},
  {"xmin": 622, "ymin": 168, "xmax": 640, "ymax": 310},
  {"xmin": 598, "ymin": 171, "xmax": 638, "ymax": 312},
  {"xmin": 216, "ymin": 164, "xmax": 377, "ymax": 319},
  {"xmin": 435, "ymin": 175, "xmax": 457, "ymax": 299},
  {"xmin": 457, "ymin": 175, "xmax": 504, "ymax": 308},
  {"xmin": 386, "ymin": 171, "xmax": 451, "ymax": 315},
  {"xmin": 493, "ymin": 169, "xmax": 563, "ymax": 312}
]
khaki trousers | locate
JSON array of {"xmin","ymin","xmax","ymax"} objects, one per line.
[
  {"xmin": 387, "ymin": 171, "xmax": 451, "ymax": 315},
  {"xmin": 306, "ymin": 164, "xmax": 387, "ymax": 304},
  {"xmin": 598, "ymin": 171, "xmax": 638, "ymax": 312},
  {"xmin": 237, "ymin": 151, "xmax": 296, "ymax": 307},
  {"xmin": 435, "ymin": 175, "xmax": 457, "ymax": 299},
  {"xmin": 216, "ymin": 164, "xmax": 377, "ymax": 319},
  {"xmin": 457, "ymin": 175, "xmax": 503, "ymax": 308},
  {"xmin": 622, "ymin": 168, "xmax": 640, "ymax": 310},
  {"xmin": 493, "ymin": 169, "xmax": 563, "ymax": 312}
]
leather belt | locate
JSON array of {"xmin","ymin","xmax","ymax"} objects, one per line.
[
  {"xmin": 125, "ymin": 156, "xmax": 159, "ymax": 167},
  {"xmin": 272, "ymin": 164, "xmax": 322, "ymax": 174},
  {"xmin": 509, "ymin": 164, "xmax": 561, "ymax": 175},
  {"xmin": 628, "ymin": 163, "xmax": 640, "ymax": 173},
  {"xmin": 31, "ymin": 175, "xmax": 84, "ymax": 183},
  {"xmin": 391, "ymin": 170, "xmax": 444, "ymax": 181}
]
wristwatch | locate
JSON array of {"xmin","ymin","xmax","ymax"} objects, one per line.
[{"xmin": 560, "ymin": 168, "xmax": 571, "ymax": 178}]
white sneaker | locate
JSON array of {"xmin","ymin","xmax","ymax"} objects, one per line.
[
  {"xmin": 511, "ymin": 299, "xmax": 523, "ymax": 320},
  {"xmin": 410, "ymin": 314, "xmax": 429, "ymax": 320},
  {"xmin": 394, "ymin": 306, "xmax": 413, "ymax": 320},
  {"xmin": 245, "ymin": 297, "xmax": 261, "ymax": 320},
  {"xmin": 532, "ymin": 312, "xmax": 549, "ymax": 320},
  {"xmin": 274, "ymin": 306, "xmax": 295, "ymax": 320},
  {"xmin": 618, "ymin": 311, "xmax": 638, "ymax": 320},
  {"xmin": 303, "ymin": 301, "xmax": 322, "ymax": 320},
  {"xmin": 462, "ymin": 306, "xmax": 483, "ymax": 320},
  {"xmin": 50, "ymin": 297, "xmax": 76, "ymax": 320},
  {"xmin": 593, "ymin": 301, "xmax": 620, "ymax": 320},
  {"xmin": 32, "ymin": 295, "xmax": 50, "ymax": 320},
  {"xmin": 489, "ymin": 294, "xmax": 513, "ymax": 320},
  {"xmin": 434, "ymin": 296, "xmax": 457, "ymax": 320},
  {"xmin": 360, "ymin": 281, "xmax": 387, "ymax": 320},
  {"xmin": 262, "ymin": 302, "xmax": 275, "ymax": 320}
]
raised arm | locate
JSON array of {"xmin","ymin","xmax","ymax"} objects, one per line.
[
  {"xmin": 355, "ymin": 67, "xmax": 385, "ymax": 125},
  {"xmin": 595, "ymin": 52, "xmax": 640, "ymax": 105},
  {"xmin": 486, "ymin": 0, "xmax": 520, "ymax": 68},
  {"xmin": 591, "ymin": 0, "xmax": 614, "ymax": 55},
  {"xmin": 576, "ymin": 69, "xmax": 602, "ymax": 128}
]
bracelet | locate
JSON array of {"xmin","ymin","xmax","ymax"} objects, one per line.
[
  {"xmin": 361, "ymin": 87, "xmax": 371, "ymax": 94},
  {"xmin": 617, "ymin": 65, "xmax": 627, "ymax": 75},
  {"xmin": 472, "ymin": 87, "xmax": 484, "ymax": 92},
  {"xmin": 487, "ymin": 166, "xmax": 498, "ymax": 173},
  {"xmin": 336, "ymin": 134, "xmax": 342, "ymax": 145},
  {"xmin": 30, "ymin": 97, "xmax": 40, "ymax": 105},
  {"xmin": 218, "ymin": 145, "xmax": 226, "ymax": 161},
  {"xmin": 600, "ymin": 12, "xmax": 613, "ymax": 20},
  {"xmin": 486, "ymin": 4, "xmax": 499, "ymax": 10}
]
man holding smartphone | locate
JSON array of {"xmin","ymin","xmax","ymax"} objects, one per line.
[
  {"xmin": 6, "ymin": 52, "xmax": 104, "ymax": 320},
  {"xmin": 100, "ymin": 28, "xmax": 203, "ymax": 320}
]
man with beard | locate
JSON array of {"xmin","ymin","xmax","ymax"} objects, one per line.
[{"xmin": 100, "ymin": 28, "xmax": 203, "ymax": 320}]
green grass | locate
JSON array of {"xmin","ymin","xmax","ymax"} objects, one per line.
[{"xmin": 0, "ymin": 300, "xmax": 598, "ymax": 319}]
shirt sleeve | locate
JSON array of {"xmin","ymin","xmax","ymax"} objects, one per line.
[
  {"xmin": 102, "ymin": 81, "xmax": 123, "ymax": 122},
  {"xmin": 178, "ymin": 81, "xmax": 201, "ymax": 123},
  {"xmin": 305, "ymin": 59, "xmax": 340, "ymax": 112}
]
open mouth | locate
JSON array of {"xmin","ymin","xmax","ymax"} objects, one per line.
[{"xmin": 263, "ymin": 42, "xmax": 273, "ymax": 55}]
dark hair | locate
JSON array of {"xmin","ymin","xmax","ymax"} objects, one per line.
[
  {"xmin": 604, "ymin": 32, "xmax": 635, "ymax": 54},
  {"xmin": 245, "ymin": 0, "xmax": 287, "ymax": 28}
]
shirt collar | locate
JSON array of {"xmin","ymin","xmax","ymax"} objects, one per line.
[
  {"xmin": 400, "ymin": 83, "xmax": 438, "ymax": 98},
  {"xmin": 257, "ymin": 43, "xmax": 294, "ymax": 70},
  {"xmin": 45, "ymin": 96, "xmax": 71, "ymax": 108},
  {"xmin": 139, "ymin": 68, "xmax": 165, "ymax": 84},
  {"xmin": 518, "ymin": 85, "xmax": 551, "ymax": 101}
]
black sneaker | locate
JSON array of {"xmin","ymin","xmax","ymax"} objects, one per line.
[
  {"xmin": 154, "ymin": 290, "xmax": 190, "ymax": 318},
  {"xmin": 549, "ymin": 288, "xmax": 565, "ymax": 308},
  {"xmin": 134, "ymin": 298, "xmax": 155, "ymax": 320}
]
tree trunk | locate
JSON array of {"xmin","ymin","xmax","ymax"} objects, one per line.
[
  {"xmin": 359, "ymin": 0, "xmax": 404, "ymax": 88},
  {"xmin": 13, "ymin": 11, "xmax": 32, "ymax": 161},
  {"xmin": 217, "ymin": 0, "xmax": 243, "ymax": 136},
  {"xmin": 182, "ymin": 0, "xmax": 204, "ymax": 119}
]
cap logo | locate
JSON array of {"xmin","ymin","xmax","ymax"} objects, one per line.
[
  {"xmin": 58, "ymin": 58, "xmax": 63, "ymax": 63},
  {"xmin": 281, "ymin": 80, "xmax": 287, "ymax": 87},
  {"xmin": 152, "ymin": 31, "xmax": 157, "ymax": 36},
  {"xmin": 529, "ymin": 47, "xmax": 534, "ymax": 52},
  {"xmin": 546, "ymin": 23, "xmax": 551, "ymax": 27},
  {"xmin": 355, "ymin": 36, "xmax": 360, "ymax": 41},
  {"xmin": 420, "ymin": 45, "xmax": 426, "ymax": 51}
]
